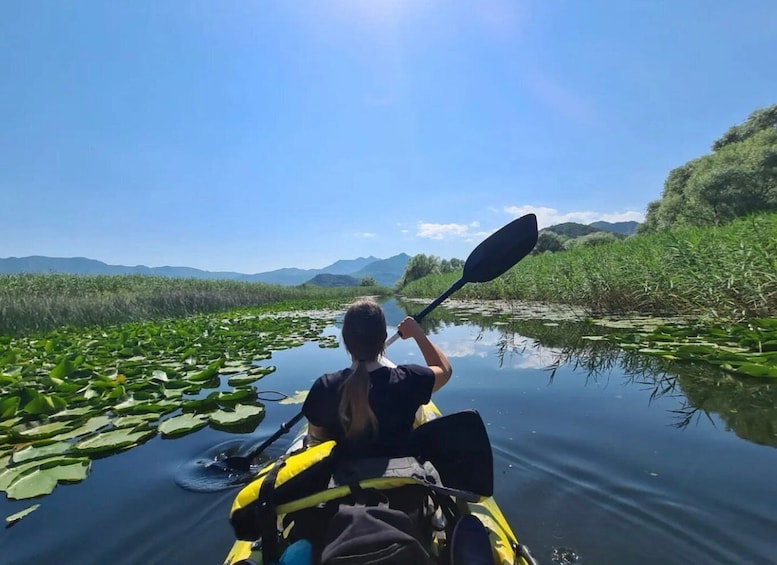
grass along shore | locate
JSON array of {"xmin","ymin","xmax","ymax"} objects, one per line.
[
  {"xmin": 402, "ymin": 213, "xmax": 777, "ymax": 322},
  {"xmin": 0, "ymin": 274, "xmax": 391, "ymax": 335}
]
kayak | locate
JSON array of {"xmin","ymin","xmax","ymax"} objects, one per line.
[{"xmin": 221, "ymin": 394, "xmax": 537, "ymax": 565}]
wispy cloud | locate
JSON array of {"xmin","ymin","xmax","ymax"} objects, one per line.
[
  {"xmin": 416, "ymin": 221, "xmax": 481, "ymax": 240},
  {"xmin": 354, "ymin": 232, "xmax": 376, "ymax": 238},
  {"xmin": 505, "ymin": 205, "xmax": 645, "ymax": 229}
]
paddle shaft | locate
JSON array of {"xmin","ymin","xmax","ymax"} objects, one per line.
[{"xmin": 385, "ymin": 278, "xmax": 465, "ymax": 347}]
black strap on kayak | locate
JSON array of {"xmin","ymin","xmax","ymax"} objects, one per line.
[
  {"xmin": 228, "ymin": 456, "xmax": 288, "ymax": 562},
  {"xmin": 258, "ymin": 456, "xmax": 286, "ymax": 565}
]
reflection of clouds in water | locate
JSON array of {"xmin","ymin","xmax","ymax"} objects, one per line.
[
  {"xmin": 436, "ymin": 339, "xmax": 489, "ymax": 358},
  {"xmin": 504, "ymin": 336, "xmax": 563, "ymax": 370}
]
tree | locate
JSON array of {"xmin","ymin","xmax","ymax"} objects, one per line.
[
  {"xmin": 564, "ymin": 231, "xmax": 619, "ymax": 250},
  {"xmin": 532, "ymin": 231, "xmax": 566, "ymax": 254},
  {"xmin": 359, "ymin": 276, "xmax": 377, "ymax": 287},
  {"xmin": 712, "ymin": 105, "xmax": 777, "ymax": 151},
  {"xmin": 396, "ymin": 254, "xmax": 441, "ymax": 288},
  {"xmin": 439, "ymin": 257, "xmax": 464, "ymax": 274},
  {"xmin": 641, "ymin": 103, "xmax": 777, "ymax": 232}
]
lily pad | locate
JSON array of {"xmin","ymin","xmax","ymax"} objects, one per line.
[
  {"xmin": 112, "ymin": 414, "xmax": 158, "ymax": 429},
  {"xmin": 226, "ymin": 374, "xmax": 263, "ymax": 386},
  {"xmin": 279, "ymin": 391, "xmax": 309, "ymax": 405},
  {"xmin": 13, "ymin": 420, "xmax": 72, "ymax": 441},
  {"xmin": 209, "ymin": 404, "xmax": 265, "ymax": 429},
  {"xmin": 11, "ymin": 441, "xmax": 71, "ymax": 464},
  {"xmin": 6, "ymin": 458, "xmax": 91, "ymax": 500},
  {"xmin": 50, "ymin": 406, "xmax": 97, "ymax": 420},
  {"xmin": 0, "ymin": 457, "xmax": 61, "ymax": 492},
  {"xmin": 5, "ymin": 504, "xmax": 40, "ymax": 527},
  {"xmin": 49, "ymin": 415, "xmax": 111, "ymax": 441},
  {"xmin": 159, "ymin": 413, "xmax": 209, "ymax": 439},
  {"xmin": 73, "ymin": 428, "xmax": 156, "ymax": 455}
]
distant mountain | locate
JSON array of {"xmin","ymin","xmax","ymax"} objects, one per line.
[
  {"xmin": 349, "ymin": 254, "xmax": 411, "ymax": 288},
  {"xmin": 0, "ymin": 256, "xmax": 248, "ymax": 280},
  {"xmin": 542, "ymin": 221, "xmax": 640, "ymax": 239},
  {"xmin": 0, "ymin": 253, "xmax": 410, "ymax": 287},
  {"xmin": 320, "ymin": 256, "xmax": 380, "ymax": 275},
  {"xmin": 248, "ymin": 256, "xmax": 381, "ymax": 285},
  {"xmin": 589, "ymin": 221, "xmax": 640, "ymax": 235},
  {"xmin": 544, "ymin": 222, "xmax": 603, "ymax": 239},
  {"xmin": 305, "ymin": 273, "xmax": 360, "ymax": 287}
]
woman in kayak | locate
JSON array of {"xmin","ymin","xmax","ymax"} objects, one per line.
[{"xmin": 302, "ymin": 298, "xmax": 452, "ymax": 455}]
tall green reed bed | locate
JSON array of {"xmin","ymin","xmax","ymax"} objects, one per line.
[
  {"xmin": 403, "ymin": 213, "xmax": 777, "ymax": 321},
  {"xmin": 0, "ymin": 274, "xmax": 390, "ymax": 335}
]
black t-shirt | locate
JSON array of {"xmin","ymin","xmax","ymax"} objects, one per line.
[{"xmin": 302, "ymin": 364, "xmax": 435, "ymax": 456}]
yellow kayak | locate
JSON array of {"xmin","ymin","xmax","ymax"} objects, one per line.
[{"xmin": 222, "ymin": 400, "xmax": 536, "ymax": 565}]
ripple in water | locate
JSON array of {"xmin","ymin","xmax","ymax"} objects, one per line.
[{"xmin": 174, "ymin": 438, "xmax": 283, "ymax": 492}]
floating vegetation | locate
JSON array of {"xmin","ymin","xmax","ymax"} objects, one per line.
[
  {"xmin": 610, "ymin": 318, "xmax": 777, "ymax": 379},
  {"xmin": 279, "ymin": 391, "xmax": 309, "ymax": 405},
  {"xmin": 5, "ymin": 503, "xmax": 40, "ymax": 528},
  {"xmin": 0, "ymin": 302, "xmax": 344, "ymax": 501}
]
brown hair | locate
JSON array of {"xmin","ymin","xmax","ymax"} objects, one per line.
[{"xmin": 338, "ymin": 299, "xmax": 387, "ymax": 440}]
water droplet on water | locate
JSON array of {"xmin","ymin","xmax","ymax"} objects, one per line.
[{"xmin": 551, "ymin": 547, "xmax": 581, "ymax": 564}]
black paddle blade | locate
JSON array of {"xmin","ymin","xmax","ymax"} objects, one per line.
[
  {"xmin": 463, "ymin": 213, "xmax": 538, "ymax": 283},
  {"xmin": 408, "ymin": 410, "xmax": 494, "ymax": 497}
]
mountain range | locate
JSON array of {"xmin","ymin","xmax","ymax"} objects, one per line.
[
  {"xmin": 0, "ymin": 253, "xmax": 411, "ymax": 287},
  {"xmin": 0, "ymin": 221, "xmax": 640, "ymax": 287}
]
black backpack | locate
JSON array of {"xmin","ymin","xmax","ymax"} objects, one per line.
[{"xmin": 320, "ymin": 504, "xmax": 434, "ymax": 565}]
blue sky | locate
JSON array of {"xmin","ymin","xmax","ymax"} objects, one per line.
[{"xmin": 2, "ymin": 1, "xmax": 776, "ymax": 273}]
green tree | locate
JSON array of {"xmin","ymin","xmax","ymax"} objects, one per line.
[
  {"xmin": 564, "ymin": 231, "xmax": 619, "ymax": 250},
  {"xmin": 439, "ymin": 258, "xmax": 464, "ymax": 273},
  {"xmin": 397, "ymin": 254, "xmax": 441, "ymax": 288},
  {"xmin": 642, "ymin": 103, "xmax": 777, "ymax": 232},
  {"xmin": 532, "ymin": 231, "xmax": 566, "ymax": 254},
  {"xmin": 359, "ymin": 276, "xmax": 377, "ymax": 287}
]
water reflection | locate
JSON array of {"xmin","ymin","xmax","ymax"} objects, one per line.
[{"xmin": 406, "ymin": 299, "xmax": 777, "ymax": 450}]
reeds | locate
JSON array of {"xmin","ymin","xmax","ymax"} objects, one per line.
[
  {"xmin": 402, "ymin": 213, "xmax": 777, "ymax": 321},
  {"xmin": 0, "ymin": 274, "xmax": 388, "ymax": 334}
]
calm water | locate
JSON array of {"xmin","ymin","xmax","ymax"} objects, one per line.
[{"xmin": 2, "ymin": 300, "xmax": 776, "ymax": 564}]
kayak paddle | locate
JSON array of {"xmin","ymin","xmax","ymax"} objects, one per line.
[{"xmin": 222, "ymin": 213, "xmax": 538, "ymax": 472}]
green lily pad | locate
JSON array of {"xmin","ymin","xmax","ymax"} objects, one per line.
[
  {"xmin": 6, "ymin": 458, "xmax": 91, "ymax": 500},
  {"xmin": 48, "ymin": 415, "xmax": 111, "ymax": 442},
  {"xmin": 159, "ymin": 413, "xmax": 209, "ymax": 439},
  {"xmin": 0, "ymin": 457, "xmax": 60, "ymax": 492},
  {"xmin": 50, "ymin": 406, "xmax": 97, "ymax": 420},
  {"xmin": 11, "ymin": 442, "xmax": 71, "ymax": 464},
  {"xmin": 227, "ymin": 374, "xmax": 264, "ymax": 386},
  {"xmin": 209, "ymin": 404, "xmax": 265, "ymax": 429},
  {"xmin": 0, "ymin": 416, "xmax": 22, "ymax": 430},
  {"xmin": 188, "ymin": 359, "xmax": 225, "ymax": 383},
  {"xmin": 279, "ymin": 391, "xmax": 309, "ymax": 405},
  {"xmin": 73, "ymin": 428, "xmax": 156, "ymax": 455},
  {"xmin": 13, "ymin": 420, "xmax": 72, "ymax": 441},
  {"xmin": 5, "ymin": 503, "xmax": 41, "ymax": 527},
  {"xmin": 112, "ymin": 414, "xmax": 158, "ymax": 429},
  {"xmin": 721, "ymin": 363, "xmax": 777, "ymax": 378}
]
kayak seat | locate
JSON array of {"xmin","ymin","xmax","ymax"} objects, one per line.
[{"xmin": 450, "ymin": 515, "xmax": 493, "ymax": 565}]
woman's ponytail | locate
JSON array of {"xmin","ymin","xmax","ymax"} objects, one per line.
[
  {"xmin": 338, "ymin": 299, "xmax": 386, "ymax": 441},
  {"xmin": 338, "ymin": 361, "xmax": 378, "ymax": 440}
]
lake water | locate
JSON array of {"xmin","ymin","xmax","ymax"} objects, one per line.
[{"xmin": 2, "ymin": 299, "xmax": 776, "ymax": 564}]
